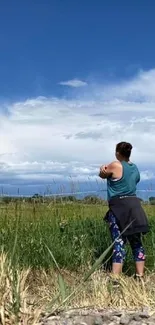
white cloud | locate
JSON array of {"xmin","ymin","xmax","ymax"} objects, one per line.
[
  {"xmin": 140, "ymin": 171, "xmax": 155, "ymax": 181},
  {"xmin": 1, "ymin": 69, "xmax": 155, "ymax": 185},
  {"xmin": 59, "ymin": 78, "xmax": 87, "ymax": 87}
]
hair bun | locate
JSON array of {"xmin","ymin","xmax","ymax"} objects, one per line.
[
  {"xmin": 125, "ymin": 143, "xmax": 132, "ymax": 151},
  {"xmin": 116, "ymin": 142, "xmax": 133, "ymax": 159}
]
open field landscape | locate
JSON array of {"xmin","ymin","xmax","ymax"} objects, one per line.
[
  {"xmin": 1, "ymin": 1, "xmax": 155, "ymax": 324},
  {"xmin": 1, "ymin": 198, "xmax": 155, "ymax": 324}
]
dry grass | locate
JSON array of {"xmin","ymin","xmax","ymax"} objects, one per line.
[
  {"xmin": 35, "ymin": 270, "xmax": 155, "ymax": 311},
  {"xmin": 1, "ymin": 253, "xmax": 155, "ymax": 324},
  {"xmin": 0, "ymin": 253, "xmax": 42, "ymax": 325}
]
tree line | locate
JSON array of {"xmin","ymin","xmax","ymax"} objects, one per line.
[{"xmin": 0, "ymin": 194, "xmax": 154, "ymax": 205}]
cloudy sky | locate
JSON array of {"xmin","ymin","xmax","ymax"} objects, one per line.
[{"xmin": 0, "ymin": 1, "xmax": 155, "ymax": 196}]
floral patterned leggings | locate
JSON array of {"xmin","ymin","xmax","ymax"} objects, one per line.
[{"xmin": 106, "ymin": 212, "xmax": 145, "ymax": 264}]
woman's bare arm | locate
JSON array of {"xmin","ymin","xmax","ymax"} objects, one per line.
[{"xmin": 99, "ymin": 161, "xmax": 121, "ymax": 179}]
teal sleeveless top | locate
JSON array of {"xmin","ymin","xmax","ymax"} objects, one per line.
[{"xmin": 107, "ymin": 161, "xmax": 140, "ymax": 201}]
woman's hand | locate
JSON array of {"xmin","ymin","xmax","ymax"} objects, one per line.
[
  {"xmin": 99, "ymin": 165, "xmax": 108, "ymax": 179},
  {"xmin": 100, "ymin": 165, "xmax": 107, "ymax": 173}
]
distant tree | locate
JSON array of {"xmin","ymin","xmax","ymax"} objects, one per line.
[
  {"xmin": 31, "ymin": 193, "xmax": 44, "ymax": 203},
  {"xmin": 32, "ymin": 193, "xmax": 42, "ymax": 198},
  {"xmin": 67, "ymin": 195, "xmax": 76, "ymax": 202},
  {"xmin": 56, "ymin": 195, "xmax": 77, "ymax": 203},
  {"xmin": 149, "ymin": 197, "xmax": 155, "ymax": 205},
  {"xmin": 2, "ymin": 196, "xmax": 12, "ymax": 204},
  {"xmin": 149, "ymin": 196, "xmax": 155, "ymax": 201},
  {"xmin": 83, "ymin": 195, "xmax": 102, "ymax": 204},
  {"xmin": 26, "ymin": 197, "xmax": 33, "ymax": 203}
]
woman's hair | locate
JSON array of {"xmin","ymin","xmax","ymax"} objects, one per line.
[{"xmin": 116, "ymin": 142, "xmax": 133, "ymax": 159}]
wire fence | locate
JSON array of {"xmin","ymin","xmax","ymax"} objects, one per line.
[
  {"xmin": 0, "ymin": 188, "xmax": 155, "ymax": 211},
  {"xmin": 0, "ymin": 188, "xmax": 155, "ymax": 197}
]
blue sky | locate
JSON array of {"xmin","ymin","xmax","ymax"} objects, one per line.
[
  {"xmin": 1, "ymin": 0, "xmax": 155, "ymax": 99},
  {"xmin": 0, "ymin": 0, "xmax": 155, "ymax": 197}
]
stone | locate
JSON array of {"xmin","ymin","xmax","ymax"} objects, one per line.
[
  {"xmin": 93, "ymin": 316, "xmax": 103, "ymax": 325},
  {"xmin": 46, "ymin": 316, "xmax": 61, "ymax": 321},
  {"xmin": 74, "ymin": 315, "xmax": 95, "ymax": 325},
  {"xmin": 65, "ymin": 310, "xmax": 81, "ymax": 318},
  {"xmin": 119, "ymin": 314, "xmax": 130, "ymax": 325},
  {"xmin": 132, "ymin": 314, "xmax": 141, "ymax": 322},
  {"xmin": 142, "ymin": 306, "xmax": 150, "ymax": 314},
  {"xmin": 80, "ymin": 310, "xmax": 90, "ymax": 316},
  {"xmin": 101, "ymin": 312, "xmax": 113, "ymax": 322},
  {"xmin": 111, "ymin": 315, "xmax": 120, "ymax": 323},
  {"xmin": 111, "ymin": 311, "xmax": 123, "ymax": 317},
  {"xmin": 138, "ymin": 311, "xmax": 150, "ymax": 318},
  {"xmin": 40, "ymin": 309, "xmax": 153, "ymax": 325},
  {"xmin": 129, "ymin": 322, "xmax": 141, "ymax": 325}
]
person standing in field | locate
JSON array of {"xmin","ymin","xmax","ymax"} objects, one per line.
[{"xmin": 99, "ymin": 142, "xmax": 149, "ymax": 279}]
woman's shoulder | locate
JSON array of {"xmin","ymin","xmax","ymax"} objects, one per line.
[
  {"xmin": 107, "ymin": 161, "xmax": 122, "ymax": 172},
  {"xmin": 109, "ymin": 160, "xmax": 122, "ymax": 167}
]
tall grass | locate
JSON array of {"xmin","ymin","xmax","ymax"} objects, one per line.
[
  {"xmin": 1, "ymin": 199, "xmax": 155, "ymax": 323},
  {"xmin": 0, "ymin": 200, "xmax": 155, "ymax": 272}
]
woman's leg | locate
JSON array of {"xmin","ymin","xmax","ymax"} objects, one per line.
[
  {"xmin": 127, "ymin": 233, "xmax": 145, "ymax": 276},
  {"xmin": 106, "ymin": 212, "xmax": 126, "ymax": 275}
]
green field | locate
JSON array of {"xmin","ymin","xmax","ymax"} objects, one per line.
[
  {"xmin": 0, "ymin": 200, "xmax": 155, "ymax": 273},
  {"xmin": 1, "ymin": 199, "xmax": 155, "ymax": 324}
]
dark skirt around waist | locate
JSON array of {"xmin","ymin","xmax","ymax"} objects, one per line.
[{"xmin": 105, "ymin": 196, "xmax": 149, "ymax": 236}]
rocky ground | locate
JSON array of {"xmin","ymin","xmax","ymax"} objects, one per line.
[{"xmin": 38, "ymin": 308, "xmax": 155, "ymax": 325}]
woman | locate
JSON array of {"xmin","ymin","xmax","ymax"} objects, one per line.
[{"xmin": 99, "ymin": 142, "xmax": 149, "ymax": 278}]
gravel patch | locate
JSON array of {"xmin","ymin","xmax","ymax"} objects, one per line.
[{"xmin": 38, "ymin": 308, "xmax": 155, "ymax": 325}]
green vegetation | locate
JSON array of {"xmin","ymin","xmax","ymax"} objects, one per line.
[
  {"xmin": 0, "ymin": 196, "xmax": 155, "ymax": 324},
  {"xmin": 0, "ymin": 196, "xmax": 154, "ymax": 273}
]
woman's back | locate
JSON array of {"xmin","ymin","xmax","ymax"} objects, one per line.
[
  {"xmin": 107, "ymin": 161, "xmax": 140, "ymax": 201},
  {"xmin": 99, "ymin": 141, "xmax": 148, "ymax": 277}
]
